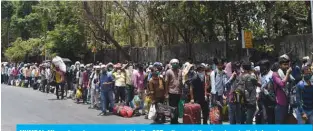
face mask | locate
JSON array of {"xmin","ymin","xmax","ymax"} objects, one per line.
[
  {"xmin": 117, "ymin": 69, "xmax": 121, "ymax": 73},
  {"xmin": 304, "ymin": 74, "xmax": 312, "ymax": 81},
  {"xmin": 108, "ymin": 68, "xmax": 113, "ymax": 71},
  {"xmin": 171, "ymin": 63, "xmax": 179, "ymax": 69}
]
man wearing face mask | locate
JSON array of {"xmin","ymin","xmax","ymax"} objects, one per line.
[
  {"xmin": 88, "ymin": 66, "xmax": 100, "ymax": 109},
  {"xmin": 165, "ymin": 59, "xmax": 183, "ymax": 124},
  {"xmin": 124, "ymin": 63, "xmax": 134, "ymax": 106},
  {"xmin": 271, "ymin": 55, "xmax": 293, "ymax": 124},
  {"xmin": 258, "ymin": 59, "xmax": 275, "ymax": 124},
  {"xmin": 295, "ymin": 66, "xmax": 313, "ymax": 124},
  {"xmin": 210, "ymin": 58, "xmax": 232, "ymax": 123},
  {"xmin": 113, "ymin": 63, "xmax": 127, "ymax": 104},
  {"xmin": 99, "ymin": 65, "xmax": 114, "ymax": 116},
  {"xmin": 227, "ymin": 61, "xmax": 243, "ymax": 124},
  {"xmin": 189, "ymin": 64, "xmax": 209, "ymax": 124}
]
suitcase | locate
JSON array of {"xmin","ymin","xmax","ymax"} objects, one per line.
[
  {"xmin": 183, "ymin": 103, "xmax": 201, "ymax": 124},
  {"xmin": 209, "ymin": 106, "xmax": 221, "ymax": 124}
]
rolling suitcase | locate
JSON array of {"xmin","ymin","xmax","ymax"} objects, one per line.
[{"xmin": 183, "ymin": 103, "xmax": 201, "ymax": 124}]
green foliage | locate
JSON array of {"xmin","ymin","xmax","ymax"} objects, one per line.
[
  {"xmin": 46, "ymin": 23, "xmax": 86, "ymax": 60},
  {"xmin": 5, "ymin": 37, "xmax": 42, "ymax": 62},
  {"xmin": 2, "ymin": 1, "xmax": 311, "ymax": 62}
]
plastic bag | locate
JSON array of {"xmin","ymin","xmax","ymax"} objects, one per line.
[
  {"xmin": 178, "ymin": 99, "xmax": 184, "ymax": 118},
  {"xmin": 148, "ymin": 104, "xmax": 156, "ymax": 120},
  {"xmin": 76, "ymin": 88, "xmax": 82, "ymax": 99},
  {"xmin": 131, "ymin": 95, "xmax": 143, "ymax": 110}
]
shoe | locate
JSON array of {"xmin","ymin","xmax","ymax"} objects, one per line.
[
  {"xmin": 144, "ymin": 115, "xmax": 148, "ymax": 119},
  {"xmin": 99, "ymin": 112, "xmax": 107, "ymax": 116}
]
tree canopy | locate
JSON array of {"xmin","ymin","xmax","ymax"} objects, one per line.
[{"xmin": 1, "ymin": 1, "xmax": 310, "ymax": 62}]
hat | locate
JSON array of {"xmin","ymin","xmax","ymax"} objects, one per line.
[
  {"xmin": 153, "ymin": 62, "xmax": 162, "ymax": 67},
  {"xmin": 170, "ymin": 59, "xmax": 179, "ymax": 64},
  {"xmin": 279, "ymin": 54, "xmax": 290, "ymax": 63},
  {"xmin": 80, "ymin": 64, "xmax": 85, "ymax": 68},
  {"xmin": 94, "ymin": 66, "xmax": 101, "ymax": 69},
  {"xmin": 101, "ymin": 65, "xmax": 106, "ymax": 69},
  {"xmin": 75, "ymin": 61, "xmax": 80, "ymax": 65}
]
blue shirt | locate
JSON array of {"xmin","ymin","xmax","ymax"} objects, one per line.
[
  {"xmin": 296, "ymin": 78, "xmax": 313, "ymax": 113},
  {"xmin": 100, "ymin": 72, "xmax": 114, "ymax": 91}
]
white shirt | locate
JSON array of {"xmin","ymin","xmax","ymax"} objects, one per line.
[{"xmin": 90, "ymin": 72, "xmax": 99, "ymax": 89}]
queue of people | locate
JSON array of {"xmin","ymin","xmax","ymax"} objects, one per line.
[{"xmin": 1, "ymin": 54, "xmax": 313, "ymax": 125}]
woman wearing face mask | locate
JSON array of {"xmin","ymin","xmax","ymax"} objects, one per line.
[{"xmin": 295, "ymin": 66, "xmax": 313, "ymax": 124}]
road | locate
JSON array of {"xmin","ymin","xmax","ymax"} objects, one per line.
[
  {"xmin": 1, "ymin": 84, "xmax": 151, "ymax": 131},
  {"xmin": 1, "ymin": 84, "xmax": 231, "ymax": 130}
]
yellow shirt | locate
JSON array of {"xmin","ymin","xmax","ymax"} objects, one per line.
[{"xmin": 55, "ymin": 71, "xmax": 62, "ymax": 83}]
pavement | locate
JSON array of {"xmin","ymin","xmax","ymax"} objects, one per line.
[
  {"xmin": 1, "ymin": 84, "xmax": 151, "ymax": 131},
  {"xmin": 1, "ymin": 84, "xmax": 230, "ymax": 131}
]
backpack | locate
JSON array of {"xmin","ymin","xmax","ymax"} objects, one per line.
[
  {"xmin": 237, "ymin": 74, "xmax": 257, "ymax": 106},
  {"xmin": 261, "ymin": 78, "xmax": 276, "ymax": 107},
  {"xmin": 289, "ymin": 81, "xmax": 304, "ymax": 107},
  {"xmin": 228, "ymin": 78, "xmax": 245, "ymax": 104}
]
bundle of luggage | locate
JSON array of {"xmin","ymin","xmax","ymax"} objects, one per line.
[
  {"xmin": 113, "ymin": 104, "xmax": 134, "ymax": 118},
  {"xmin": 156, "ymin": 103, "xmax": 176, "ymax": 119}
]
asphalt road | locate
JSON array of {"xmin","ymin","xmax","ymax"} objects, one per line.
[
  {"xmin": 2, "ymin": 84, "xmax": 231, "ymax": 130},
  {"xmin": 1, "ymin": 84, "xmax": 151, "ymax": 131}
]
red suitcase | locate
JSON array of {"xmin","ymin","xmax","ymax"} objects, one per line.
[{"xmin": 183, "ymin": 103, "xmax": 201, "ymax": 124}]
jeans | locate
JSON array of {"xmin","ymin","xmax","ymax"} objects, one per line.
[
  {"xmin": 56, "ymin": 83, "xmax": 64, "ymax": 99},
  {"xmin": 90, "ymin": 88, "xmax": 99, "ymax": 108},
  {"xmin": 228, "ymin": 103, "xmax": 243, "ymax": 124},
  {"xmin": 245, "ymin": 105, "xmax": 256, "ymax": 124},
  {"xmin": 82, "ymin": 87, "xmax": 88, "ymax": 103},
  {"xmin": 169, "ymin": 93, "xmax": 180, "ymax": 124},
  {"xmin": 126, "ymin": 85, "xmax": 134, "ymax": 106},
  {"xmin": 275, "ymin": 104, "xmax": 288, "ymax": 124},
  {"xmin": 115, "ymin": 86, "xmax": 126, "ymax": 103},
  {"xmin": 296, "ymin": 108, "xmax": 313, "ymax": 124},
  {"xmin": 100, "ymin": 89, "xmax": 115, "ymax": 113}
]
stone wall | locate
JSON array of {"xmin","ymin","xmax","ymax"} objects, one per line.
[{"xmin": 91, "ymin": 34, "xmax": 313, "ymax": 63}]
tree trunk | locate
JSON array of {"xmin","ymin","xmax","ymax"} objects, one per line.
[{"xmin": 83, "ymin": 2, "xmax": 131, "ymax": 60}]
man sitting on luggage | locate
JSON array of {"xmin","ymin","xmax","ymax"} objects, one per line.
[{"xmin": 189, "ymin": 63, "xmax": 209, "ymax": 124}]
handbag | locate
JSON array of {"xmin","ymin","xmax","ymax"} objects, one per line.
[
  {"xmin": 148, "ymin": 104, "xmax": 157, "ymax": 120},
  {"xmin": 157, "ymin": 103, "xmax": 176, "ymax": 119}
]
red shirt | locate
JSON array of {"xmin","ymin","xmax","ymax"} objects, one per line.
[{"xmin": 82, "ymin": 71, "xmax": 89, "ymax": 88}]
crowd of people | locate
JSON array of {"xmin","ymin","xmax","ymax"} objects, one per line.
[{"xmin": 1, "ymin": 54, "xmax": 313, "ymax": 125}]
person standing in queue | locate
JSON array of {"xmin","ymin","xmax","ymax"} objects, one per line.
[
  {"xmin": 165, "ymin": 59, "xmax": 183, "ymax": 124},
  {"xmin": 99, "ymin": 65, "xmax": 115, "ymax": 116},
  {"xmin": 189, "ymin": 64, "xmax": 209, "ymax": 124},
  {"xmin": 271, "ymin": 55, "xmax": 293, "ymax": 124},
  {"xmin": 53, "ymin": 64, "xmax": 65, "ymax": 100},
  {"xmin": 148, "ymin": 67, "xmax": 166, "ymax": 124}
]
